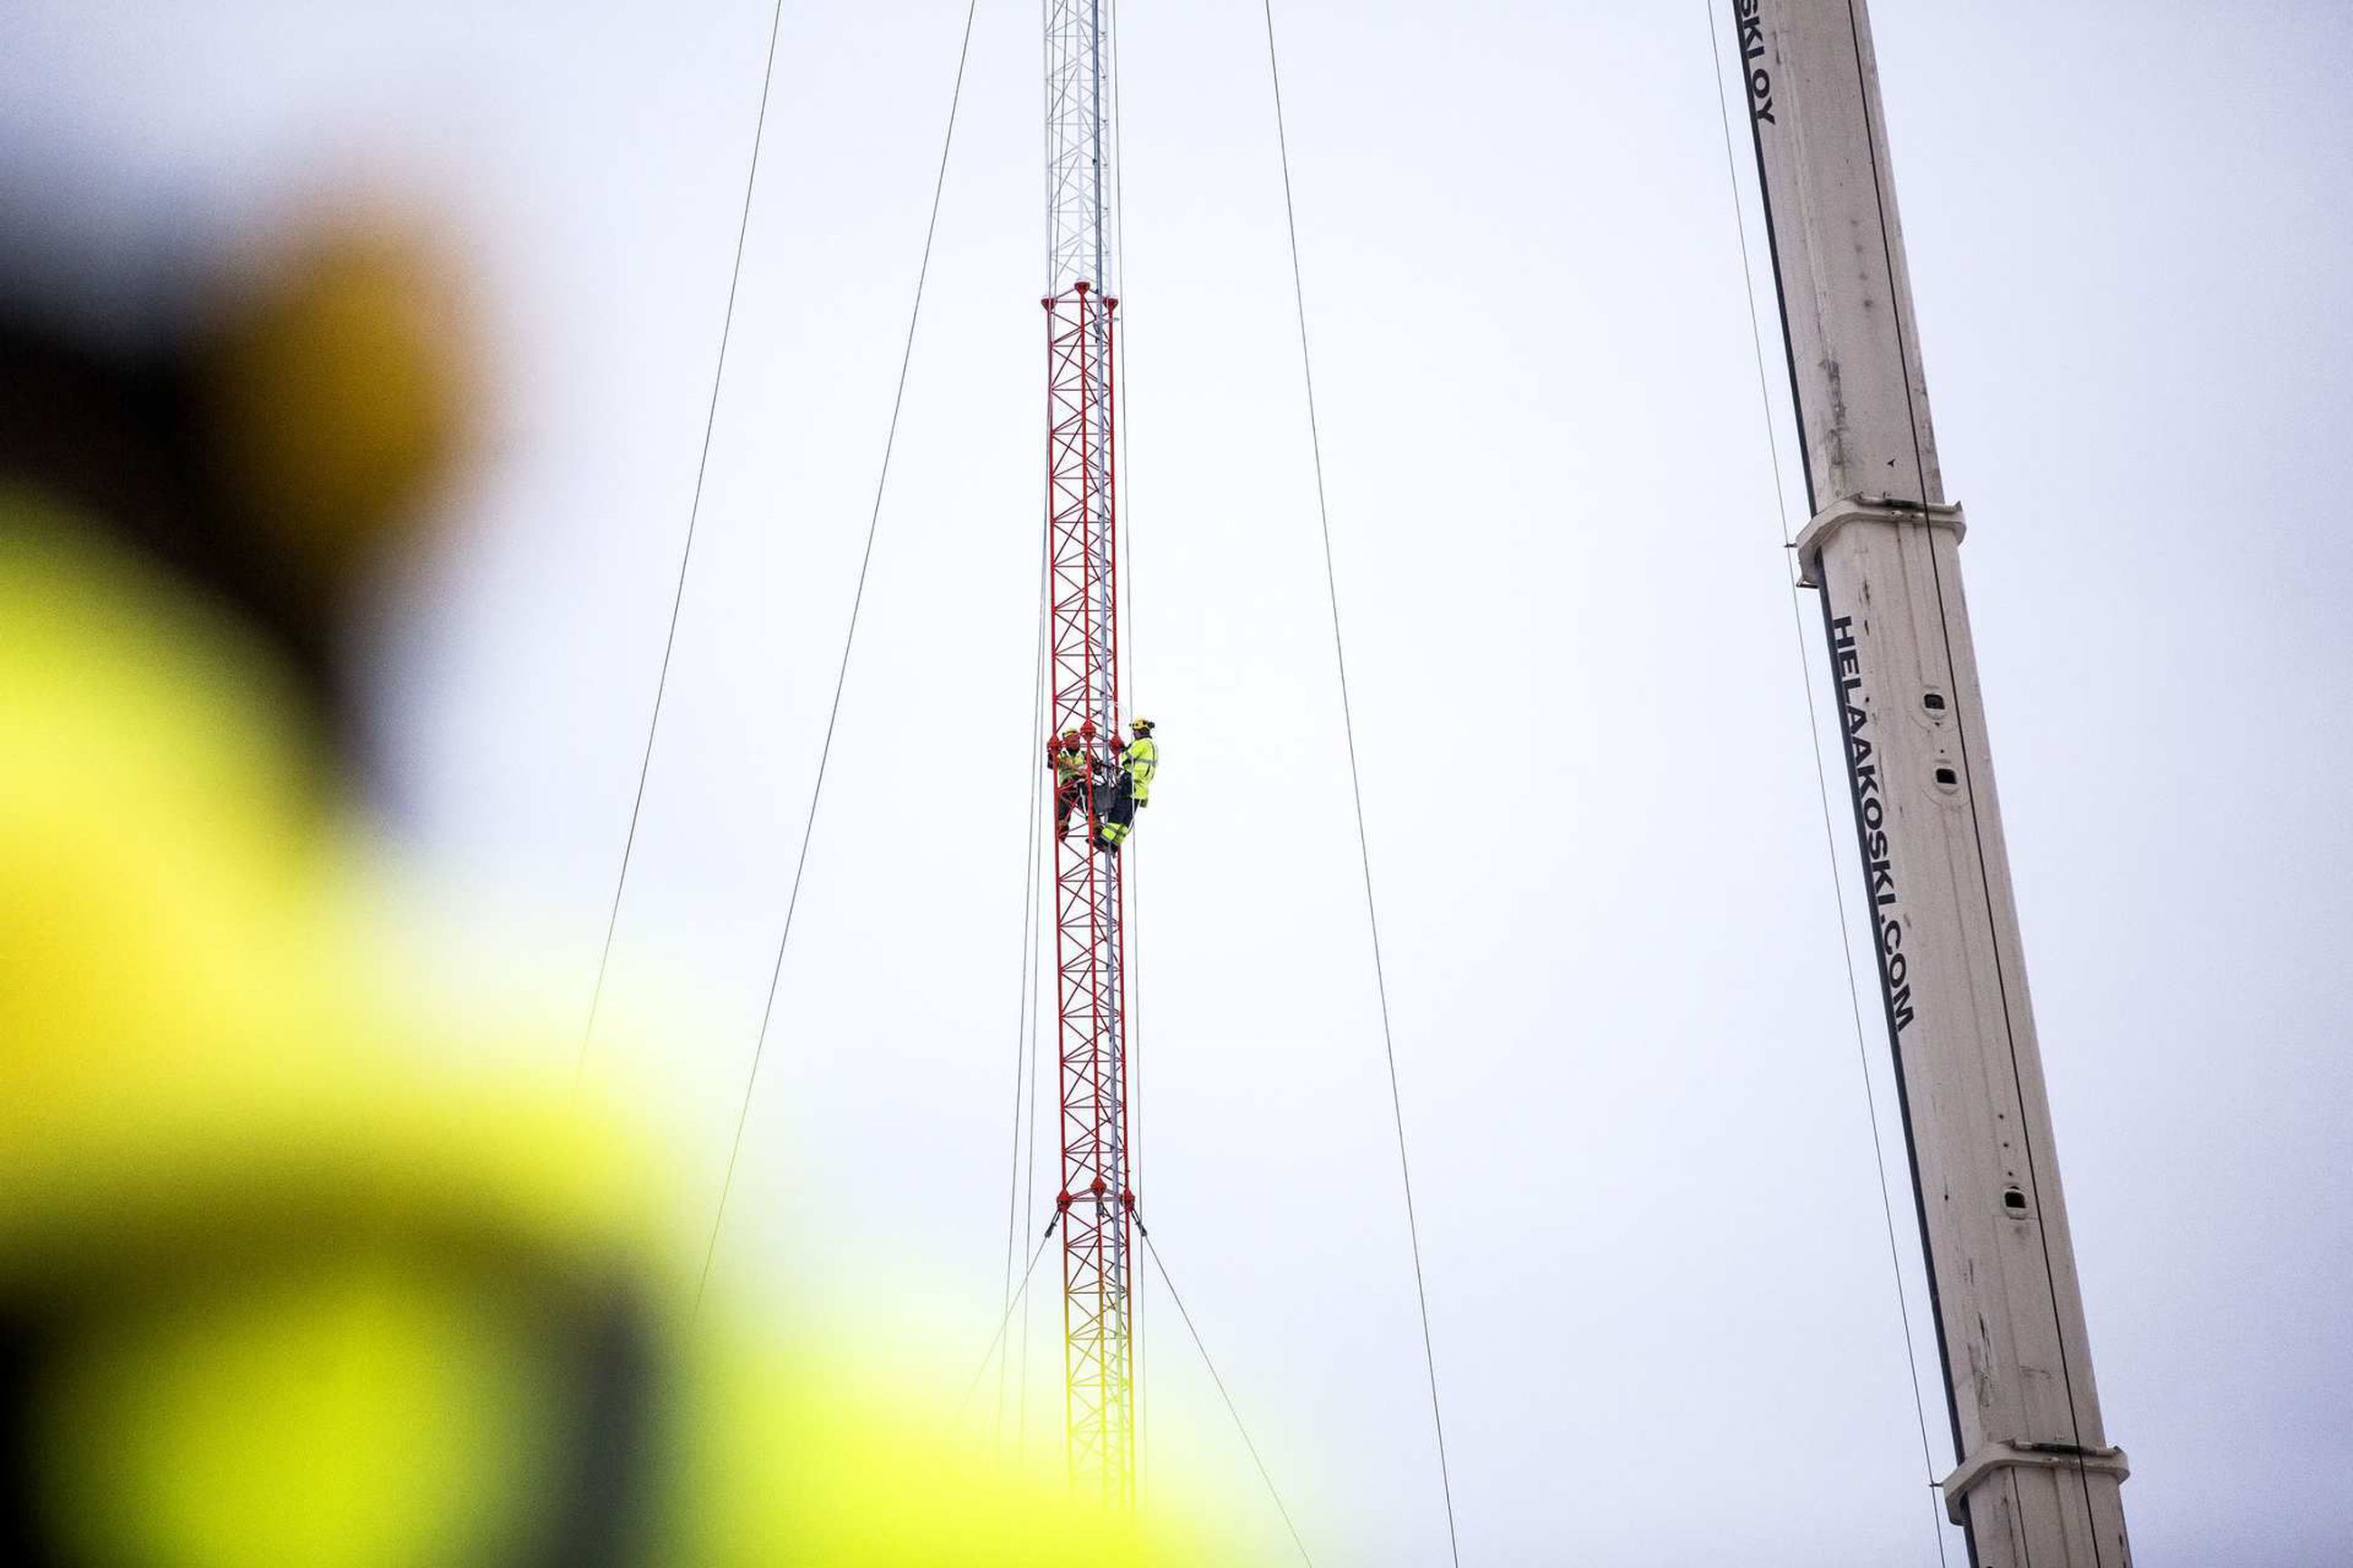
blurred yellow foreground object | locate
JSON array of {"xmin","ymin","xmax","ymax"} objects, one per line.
[{"xmin": 0, "ymin": 500, "xmax": 1213, "ymax": 1563}]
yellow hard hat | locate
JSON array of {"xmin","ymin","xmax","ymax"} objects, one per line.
[{"xmin": 1129, "ymin": 717, "xmax": 1155, "ymax": 732}]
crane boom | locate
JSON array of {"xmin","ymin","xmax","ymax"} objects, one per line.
[
  {"xmin": 1729, "ymin": 4, "xmax": 2133, "ymax": 1563},
  {"xmin": 1042, "ymin": 0, "xmax": 1135, "ymax": 1505}
]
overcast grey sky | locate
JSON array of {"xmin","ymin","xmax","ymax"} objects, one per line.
[{"xmin": 7, "ymin": 1, "xmax": 2351, "ymax": 1563}]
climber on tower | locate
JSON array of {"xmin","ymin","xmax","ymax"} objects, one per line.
[{"xmin": 1094, "ymin": 717, "xmax": 1157, "ymax": 852}]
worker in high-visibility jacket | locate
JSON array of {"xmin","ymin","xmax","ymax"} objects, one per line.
[
  {"xmin": 1094, "ymin": 717, "xmax": 1158, "ymax": 851},
  {"xmin": 1051, "ymin": 727, "xmax": 1092, "ymax": 840}
]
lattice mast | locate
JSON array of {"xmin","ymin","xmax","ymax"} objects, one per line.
[
  {"xmin": 1041, "ymin": 0, "xmax": 1135, "ymax": 1504},
  {"xmin": 1729, "ymin": 3, "xmax": 2131, "ymax": 1563}
]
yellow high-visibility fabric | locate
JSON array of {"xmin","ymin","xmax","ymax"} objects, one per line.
[
  {"xmin": 0, "ymin": 494, "xmax": 1220, "ymax": 1565},
  {"xmin": 1121, "ymin": 735, "xmax": 1158, "ymax": 803}
]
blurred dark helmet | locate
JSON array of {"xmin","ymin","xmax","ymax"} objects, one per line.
[{"xmin": 0, "ymin": 197, "xmax": 472, "ymax": 736}]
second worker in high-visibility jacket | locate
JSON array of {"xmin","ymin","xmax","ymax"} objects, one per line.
[
  {"xmin": 1051, "ymin": 728, "xmax": 1091, "ymax": 841},
  {"xmin": 1093, "ymin": 717, "xmax": 1157, "ymax": 852}
]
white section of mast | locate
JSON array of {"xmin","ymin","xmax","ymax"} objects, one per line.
[
  {"xmin": 1045, "ymin": 0, "xmax": 1117, "ymax": 299},
  {"xmin": 1732, "ymin": 4, "xmax": 2132, "ymax": 1564}
]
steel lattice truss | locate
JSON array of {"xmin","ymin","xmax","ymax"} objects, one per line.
[
  {"xmin": 1041, "ymin": 0, "xmax": 1133, "ymax": 1507},
  {"xmin": 1044, "ymin": 283, "xmax": 1133, "ymax": 1506}
]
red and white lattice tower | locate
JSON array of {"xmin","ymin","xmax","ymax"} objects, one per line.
[{"xmin": 1042, "ymin": 0, "xmax": 1134, "ymax": 1504}]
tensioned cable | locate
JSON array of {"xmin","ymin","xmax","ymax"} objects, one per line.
[
  {"xmin": 999, "ymin": 510, "xmax": 1053, "ymax": 1439},
  {"xmin": 1139, "ymin": 1229, "xmax": 1314, "ymax": 1567},
  {"xmin": 1016, "ymin": 871, "xmax": 1046, "ymax": 1446},
  {"xmin": 1016, "ymin": 660, "xmax": 1050, "ymax": 1449},
  {"xmin": 577, "ymin": 0, "xmax": 788, "ymax": 1076},
  {"xmin": 963, "ymin": 1225, "xmax": 1058, "ymax": 1419},
  {"xmin": 1835, "ymin": 4, "xmax": 2104, "ymax": 1551},
  {"xmin": 1701, "ymin": 9, "xmax": 1951, "ymax": 1563},
  {"xmin": 694, "ymin": 0, "xmax": 986, "ymax": 1312},
  {"xmin": 1020, "ymin": 0, "xmax": 1053, "ymax": 1453},
  {"xmin": 1105, "ymin": 0, "xmax": 1151, "ymax": 1473},
  {"xmin": 1256, "ymin": 5, "xmax": 1460, "ymax": 1561}
]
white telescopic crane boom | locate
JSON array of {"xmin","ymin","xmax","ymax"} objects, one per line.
[{"xmin": 1729, "ymin": 5, "xmax": 2132, "ymax": 1563}]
